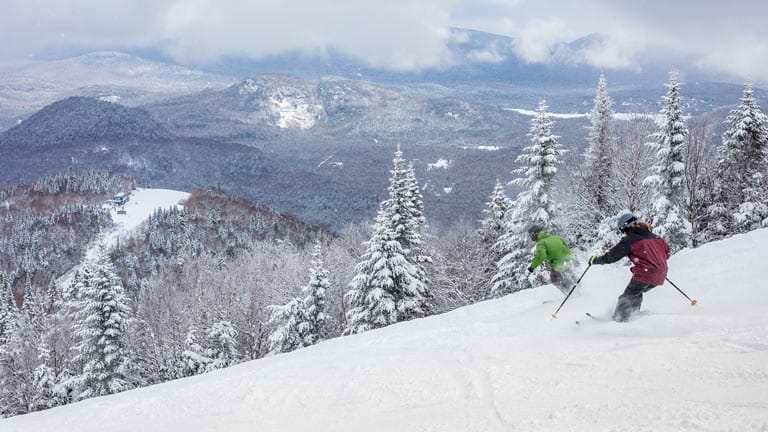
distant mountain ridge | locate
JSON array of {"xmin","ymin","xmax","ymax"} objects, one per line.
[
  {"xmin": 0, "ymin": 97, "xmax": 170, "ymax": 149},
  {"xmin": 3, "ymin": 28, "xmax": 765, "ymax": 133},
  {"xmin": 0, "ymin": 51, "xmax": 235, "ymax": 129},
  {"xmin": 0, "ymin": 97, "xmax": 379, "ymax": 229},
  {"xmin": 143, "ymin": 74, "xmax": 531, "ymax": 148}
]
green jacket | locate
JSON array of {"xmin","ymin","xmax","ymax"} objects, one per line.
[{"xmin": 530, "ymin": 232, "xmax": 573, "ymax": 272}]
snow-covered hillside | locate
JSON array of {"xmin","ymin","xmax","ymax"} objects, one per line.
[
  {"xmin": 5, "ymin": 229, "xmax": 768, "ymax": 432},
  {"xmin": 103, "ymin": 188, "xmax": 190, "ymax": 243},
  {"xmin": 56, "ymin": 188, "xmax": 190, "ymax": 287}
]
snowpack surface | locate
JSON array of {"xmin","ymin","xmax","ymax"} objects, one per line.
[{"xmin": 6, "ymin": 228, "xmax": 768, "ymax": 431}]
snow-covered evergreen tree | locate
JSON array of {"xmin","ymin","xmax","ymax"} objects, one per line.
[
  {"xmin": 405, "ymin": 161, "xmax": 427, "ymax": 244},
  {"xmin": 344, "ymin": 148, "xmax": 431, "ymax": 334},
  {"xmin": 266, "ymin": 298, "xmax": 304, "ymax": 354},
  {"xmin": 644, "ymin": 71, "xmax": 692, "ymax": 251},
  {"xmin": 71, "ymin": 245, "xmax": 132, "ymax": 400},
  {"xmin": 705, "ymin": 82, "xmax": 768, "ymax": 239},
  {"xmin": 0, "ymin": 272, "xmax": 16, "ymax": 344},
  {"xmin": 387, "ymin": 152, "xmax": 430, "ymax": 279},
  {"xmin": 563, "ymin": 74, "xmax": 623, "ymax": 249},
  {"xmin": 181, "ymin": 326, "xmax": 212, "ymax": 375},
  {"xmin": 344, "ymin": 213, "xmax": 429, "ymax": 333},
  {"xmin": 0, "ymin": 280, "xmax": 66, "ymax": 416},
  {"xmin": 29, "ymin": 338, "xmax": 69, "ymax": 412},
  {"xmin": 513, "ymin": 99, "xmax": 565, "ymax": 230},
  {"xmin": 491, "ymin": 100, "xmax": 565, "ymax": 297},
  {"xmin": 585, "ymin": 73, "xmax": 617, "ymax": 218},
  {"xmin": 489, "ymin": 212, "xmax": 530, "ymax": 298},
  {"xmin": 201, "ymin": 321, "xmax": 239, "ymax": 371},
  {"xmin": 479, "ymin": 180, "xmax": 513, "ymax": 249},
  {"xmin": 478, "ymin": 181, "xmax": 513, "ymax": 297},
  {"xmin": 268, "ymin": 244, "xmax": 333, "ymax": 354},
  {"xmin": 297, "ymin": 244, "xmax": 332, "ymax": 346},
  {"xmin": 404, "ymin": 161, "xmax": 432, "ymax": 281},
  {"xmin": 0, "ymin": 314, "xmax": 33, "ymax": 417},
  {"xmin": 20, "ymin": 279, "xmax": 50, "ymax": 336}
]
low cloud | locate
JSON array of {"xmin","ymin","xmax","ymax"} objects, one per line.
[
  {"xmin": 511, "ymin": 18, "xmax": 569, "ymax": 63},
  {"xmin": 1, "ymin": 0, "xmax": 767, "ymax": 82},
  {"xmin": 0, "ymin": 0, "xmax": 459, "ymax": 71},
  {"xmin": 577, "ymin": 36, "xmax": 644, "ymax": 71}
]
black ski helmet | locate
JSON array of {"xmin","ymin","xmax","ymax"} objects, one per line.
[
  {"xmin": 527, "ymin": 225, "xmax": 543, "ymax": 238},
  {"xmin": 617, "ymin": 213, "xmax": 638, "ymax": 232}
]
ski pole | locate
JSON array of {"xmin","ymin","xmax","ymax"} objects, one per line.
[
  {"xmin": 551, "ymin": 263, "xmax": 591, "ymax": 319},
  {"xmin": 666, "ymin": 277, "xmax": 697, "ymax": 306}
]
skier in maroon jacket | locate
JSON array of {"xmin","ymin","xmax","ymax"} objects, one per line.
[{"xmin": 589, "ymin": 213, "xmax": 671, "ymax": 322}]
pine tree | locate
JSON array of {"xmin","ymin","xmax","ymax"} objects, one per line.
[
  {"xmin": 489, "ymin": 212, "xmax": 530, "ymax": 298},
  {"xmin": 585, "ymin": 74, "xmax": 618, "ymax": 221},
  {"xmin": 644, "ymin": 71, "xmax": 692, "ymax": 251},
  {"xmin": 29, "ymin": 338, "xmax": 68, "ymax": 412},
  {"xmin": 389, "ymin": 152, "xmax": 430, "ymax": 275},
  {"xmin": 513, "ymin": 99, "xmax": 565, "ymax": 230},
  {"xmin": 0, "ymin": 272, "xmax": 17, "ymax": 345},
  {"xmin": 404, "ymin": 161, "xmax": 431, "ymax": 281},
  {"xmin": 21, "ymin": 278, "xmax": 50, "ymax": 337},
  {"xmin": 266, "ymin": 298, "xmax": 304, "ymax": 354},
  {"xmin": 201, "ymin": 321, "xmax": 239, "ymax": 371},
  {"xmin": 298, "ymin": 244, "xmax": 332, "ymax": 346},
  {"xmin": 344, "ymin": 148, "xmax": 431, "ymax": 334},
  {"xmin": 405, "ymin": 162, "xmax": 427, "ymax": 245},
  {"xmin": 706, "ymin": 82, "xmax": 768, "ymax": 238},
  {"xmin": 71, "ymin": 245, "xmax": 132, "ymax": 400},
  {"xmin": 491, "ymin": 100, "xmax": 565, "ymax": 297},
  {"xmin": 0, "ymin": 279, "xmax": 62, "ymax": 416},
  {"xmin": 563, "ymin": 74, "xmax": 621, "ymax": 249},
  {"xmin": 478, "ymin": 181, "xmax": 513, "ymax": 296},
  {"xmin": 478, "ymin": 180, "xmax": 513, "ymax": 249},
  {"xmin": 267, "ymin": 244, "xmax": 333, "ymax": 354},
  {"xmin": 182, "ymin": 325, "xmax": 212, "ymax": 375}
]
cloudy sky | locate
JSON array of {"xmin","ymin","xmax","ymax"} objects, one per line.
[{"xmin": 2, "ymin": 0, "xmax": 767, "ymax": 81}]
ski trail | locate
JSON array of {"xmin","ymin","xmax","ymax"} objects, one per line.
[
  {"xmin": 5, "ymin": 229, "xmax": 768, "ymax": 432},
  {"xmin": 56, "ymin": 188, "xmax": 190, "ymax": 288},
  {"xmin": 317, "ymin": 155, "xmax": 334, "ymax": 168}
]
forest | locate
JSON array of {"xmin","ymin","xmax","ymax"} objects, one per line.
[{"xmin": 0, "ymin": 73, "xmax": 766, "ymax": 417}]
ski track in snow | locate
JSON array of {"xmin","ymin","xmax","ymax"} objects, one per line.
[
  {"xmin": 7, "ymin": 229, "xmax": 768, "ymax": 431},
  {"xmin": 56, "ymin": 188, "xmax": 190, "ymax": 287}
]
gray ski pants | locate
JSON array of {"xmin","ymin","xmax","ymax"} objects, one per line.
[{"xmin": 613, "ymin": 279, "xmax": 656, "ymax": 322}]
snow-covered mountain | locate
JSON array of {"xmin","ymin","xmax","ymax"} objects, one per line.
[
  {"xmin": 181, "ymin": 28, "xmax": 763, "ymax": 115},
  {"xmin": 0, "ymin": 97, "xmax": 378, "ymax": 229},
  {"xmin": 142, "ymin": 74, "xmax": 530, "ymax": 148},
  {"xmin": 4, "ymin": 228, "xmax": 767, "ymax": 432},
  {"xmin": 5, "ymin": 28, "xmax": 760, "ymax": 134},
  {"xmin": 0, "ymin": 51, "xmax": 235, "ymax": 129}
]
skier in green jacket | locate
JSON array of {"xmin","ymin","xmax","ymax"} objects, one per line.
[{"xmin": 526, "ymin": 225, "xmax": 576, "ymax": 295}]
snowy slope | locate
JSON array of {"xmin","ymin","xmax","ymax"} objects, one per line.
[
  {"xmin": 103, "ymin": 188, "xmax": 190, "ymax": 243},
  {"xmin": 505, "ymin": 107, "xmax": 666, "ymax": 122},
  {"xmin": 56, "ymin": 188, "xmax": 190, "ymax": 287},
  {"xmin": 7, "ymin": 229, "xmax": 768, "ymax": 432}
]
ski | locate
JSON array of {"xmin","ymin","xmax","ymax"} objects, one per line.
[{"xmin": 576, "ymin": 312, "xmax": 609, "ymax": 325}]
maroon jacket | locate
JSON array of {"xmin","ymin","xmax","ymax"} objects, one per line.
[{"xmin": 594, "ymin": 225, "xmax": 671, "ymax": 285}]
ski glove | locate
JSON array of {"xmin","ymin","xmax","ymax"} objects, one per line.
[
  {"xmin": 589, "ymin": 255, "xmax": 598, "ymax": 264},
  {"xmin": 527, "ymin": 266, "xmax": 534, "ymax": 273}
]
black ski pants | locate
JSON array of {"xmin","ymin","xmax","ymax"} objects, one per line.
[{"xmin": 613, "ymin": 279, "xmax": 656, "ymax": 322}]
